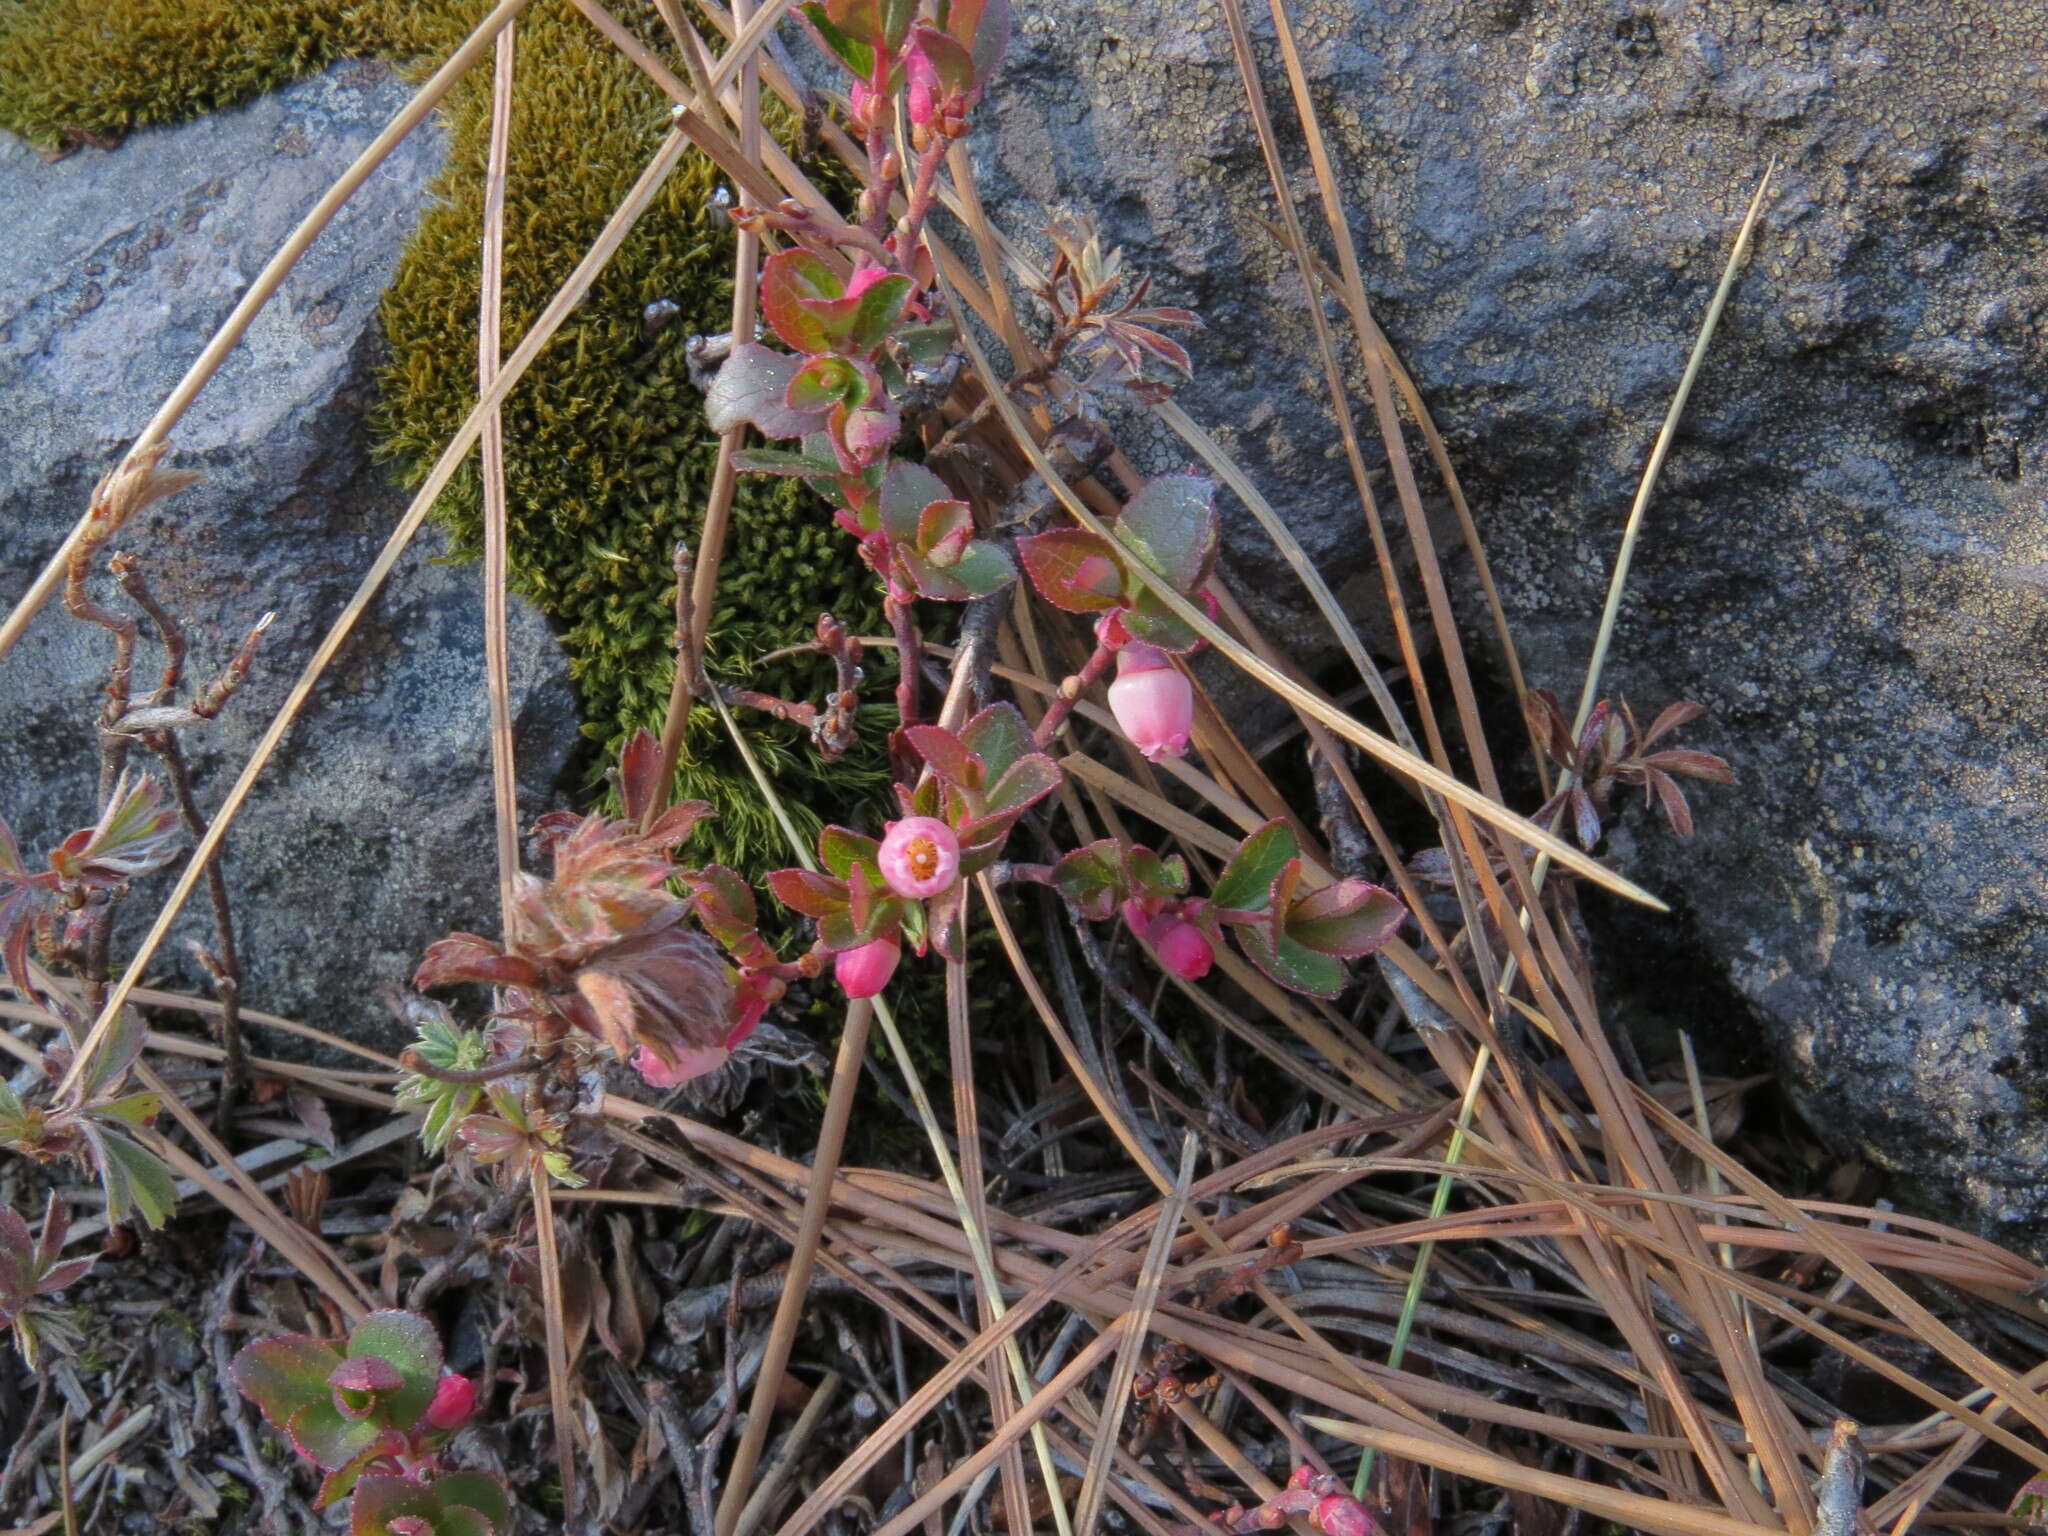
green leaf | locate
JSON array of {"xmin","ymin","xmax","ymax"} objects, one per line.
[
  {"xmin": 705, "ymin": 343, "xmax": 827, "ymax": 438},
  {"xmin": 732, "ymin": 446, "xmax": 842, "ymax": 479},
  {"xmin": 347, "ymin": 1310, "xmax": 442, "ymax": 1432},
  {"xmin": 1117, "ymin": 582, "xmax": 1205, "ymax": 653},
  {"xmin": 1209, "ymin": 820, "xmax": 1299, "ymax": 914},
  {"xmin": 97, "ymin": 1128, "xmax": 178, "ymax": 1228},
  {"xmin": 985, "ymin": 753, "xmax": 1062, "ymax": 816},
  {"xmin": 1016, "ymin": 527, "xmax": 1123, "ymax": 613},
  {"xmin": 818, "ymin": 825, "xmax": 879, "ymax": 880},
  {"xmin": 767, "ymin": 867, "xmax": 851, "ymax": 918},
  {"xmin": 959, "ymin": 703, "xmax": 1032, "ymax": 781},
  {"xmin": 911, "ymin": 21, "xmax": 976, "ymax": 96},
  {"xmin": 1114, "ymin": 472, "xmax": 1217, "ymax": 595},
  {"xmin": 1236, "ymin": 924, "xmax": 1348, "ymax": 999},
  {"xmin": 826, "ymin": 273, "xmax": 913, "ymax": 355},
  {"xmin": 788, "ymin": 353, "xmax": 868, "ymax": 411},
  {"xmin": 877, "ymin": 461, "xmax": 953, "ymax": 544},
  {"xmin": 1127, "ymin": 846, "xmax": 1188, "ymax": 899},
  {"xmin": 233, "ymin": 1335, "xmax": 344, "ymax": 1432},
  {"xmin": 1052, "ymin": 839, "xmax": 1127, "ymax": 922}
]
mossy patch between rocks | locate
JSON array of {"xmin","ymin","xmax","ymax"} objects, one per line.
[{"xmin": 0, "ymin": 0, "xmax": 895, "ymax": 879}]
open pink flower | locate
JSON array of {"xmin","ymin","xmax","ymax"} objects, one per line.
[
  {"xmin": 1108, "ymin": 643, "xmax": 1193, "ymax": 762},
  {"xmin": 878, "ymin": 816, "xmax": 960, "ymax": 900},
  {"xmin": 834, "ymin": 936, "xmax": 901, "ymax": 998}
]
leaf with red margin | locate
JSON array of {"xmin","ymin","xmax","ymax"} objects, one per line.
[
  {"xmin": 412, "ymin": 935, "xmax": 539, "ymax": 993},
  {"xmin": 818, "ymin": 825, "xmax": 879, "ymax": 881},
  {"xmin": 1114, "ymin": 473, "xmax": 1217, "ymax": 595},
  {"xmin": 1016, "ymin": 527, "xmax": 1123, "ymax": 613},
  {"xmin": 1209, "ymin": 820, "xmax": 1298, "ymax": 914},
  {"xmin": 346, "ymin": 1311, "xmax": 442, "ymax": 1433},
  {"xmin": 959, "ymin": 703, "xmax": 1032, "ymax": 782},
  {"xmin": 767, "ymin": 868, "xmax": 850, "ymax": 919},
  {"xmin": 760, "ymin": 249, "xmax": 846, "ymax": 354},
  {"xmin": 232, "ymin": 1335, "xmax": 342, "ymax": 1434},
  {"xmin": 904, "ymin": 725, "xmax": 985, "ymax": 791},
  {"xmin": 1285, "ymin": 880, "xmax": 1405, "ymax": 959}
]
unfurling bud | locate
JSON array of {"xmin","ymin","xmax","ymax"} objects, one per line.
[
  {"xmin": 878, "ymin": 816, "xmax": 960, "ymax": 900},
  {"xmin": 425, "ymin": 1373, "xmax": 478, "ymax": 1432},
  {"xmin": 1312, "ymin": 1494, "xmax": 1375, "ymax": 1536},
  {"xmin": 1108, "ymin": 643, "xmax": 1193, "ymax": 762},
  {"xmin": 834, "ymin": 937, "xmax": 902, "ymax": 998}
]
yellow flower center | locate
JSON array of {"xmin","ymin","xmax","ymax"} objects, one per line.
[{"xmin": 906, "ymin": 836, "xmax": 941, "ymax": 883}]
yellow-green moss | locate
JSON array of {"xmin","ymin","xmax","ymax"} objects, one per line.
[{"xmin": 0, "ymin": 0, "xmax": 895, "ymax": 877}]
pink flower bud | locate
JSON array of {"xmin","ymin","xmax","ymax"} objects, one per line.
[
  {"xmin": 1120, "ymin": 896, "xmax": 1159, "ymax": 941},
  {"xmin": 1288, "ymin": 1465, "xmax": 1318, "ymax": 1492},
  {"xmin": 905, "ymin": 46, "xmax": 941, "ymax": 127},
  {"xmin": 844, "ymin": 262, "xmax": 892, "ymax": 302},
  {"xmin": 631, "ymin": 1043, "xmax": 731, "ymax": 1088},
  {"xmin": 877, "ymin": 816, "xmax": 960, "ymax": 899},
  {"xmin": 1151, "ymin": 917, "xmax": 1214, "ymax": 980},
  {"xmin": 1108, "ymin": 646, "xmax": 1193, "ymax": 762},
  {"xmin": 1313, "ymin": 1494, "xmax": 1374, "ymax": 1536},
  {"xmin": 834, "ymin": 937, "xmax": 901, "ymax": 998},
  {"xmin": 425, "ymin": 1373, "xmax": 478, "ymax": 1432}
]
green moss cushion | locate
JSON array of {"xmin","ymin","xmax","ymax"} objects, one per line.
[{"xmin": 0, "ymin": 0, "xmax": 894, "ymax": 878}]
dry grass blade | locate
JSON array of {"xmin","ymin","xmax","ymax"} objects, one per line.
[
  {"xmin": 935, "ymin": 273, "xmax": 1665, "ymax": 910},
  {"xmin": 1304, "ymin": 1417, "xmax": 1781, "ymax": 1536},
  {"xmin": 531, "ymin": 1166, "xmax": 579, "ymax": 1517},
  {"xmin": 56, "ymin": 124, "xmax": 699, "ymax": 1097},
  {"xmin": 0, "ymin": 0, "xmax": 535, "ymax": 670},
  {"xmin": 715, "ymin": 1000, "xmax": 875, "ymax": 1536},
  {"xmin": 1074, "ymin": 1137, "xmax": 1199, "ymax": 1536},
  {"xmin": 479, "ymin": 20, "xmax": 521, "ymax": 921}
]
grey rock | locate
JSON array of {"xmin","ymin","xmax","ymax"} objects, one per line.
[
  {"xmin": 0, "ymin": 64, "xmax": 580, "ymax": 1054},
  {"xmin": 978, "ymin": 3, "xmax": 2048, "ymax": 1239}
]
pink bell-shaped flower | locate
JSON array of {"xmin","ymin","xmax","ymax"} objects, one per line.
[
  {"xmin": 877, "ymin": 816, "xmax": 961, "ymax": 900},
  {"xmin": 1108, "ymin": 644, "xmax": 1193, "ymax": 762},
  {"xmin": 424, "ymin": 1373, "xmax": 478, "ymax": 1432},
  {"xmin": 834, "ymin": 937, "xmax": 902, "ymax": 999}
]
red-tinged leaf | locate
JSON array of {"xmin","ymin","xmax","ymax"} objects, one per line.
[
  {"xmin": 1121, "ymin": 324, "xmax": 1194, "ymax": 377},
  {"xmin": 287, "ymin": 1394, "xmax": 388, "ymax": 1471},
  {"xmin": 986, "ymin": 752, "xmax": 1061, "ymax": 816},
  {"xmin": 818, "ymin": 825, "xmax": 880, "ymax": 880},
  {"xmin": 347, "ymin": 1311, "xmax": 442, "ymax": 1431},
  {"xmin": 1641, "ymin": 749, "xmax": 1734, "ymax": 783},
  {"xmin": 413, "ymin": 935, "xmax": 539, "ymax": 993},
  {"xmin": 1016, "ymin": 527, "xmax": 1124, "ymax": 613},
  {"xmin": 36, "ymin": 1258, "xmax": 94, "ymax": 1295},
  {"xmin": 328, "ymin": 1355, "xmax": 404, "ymax": 1395},
  {"xmin": 1117, "ymin": 581, "xmax": 1205, "ymax": 653},
  {"xmin": 904, "ymin": 725, "xmax": 985, "ymax": 790},
  {"xmin": 847, "ymin": 860, "xmax": 886, "ymax": 936},
  {"xmin": 287, "ymin": 1081, "xmax": 337, "ymax": 1154},
  {"xmin": 1285, "ymin": 880, "xmax": 1406, "ymax": 959},
  {"xmin": 877, "ymin": 461, "xmax": 953, "ymax": 544},
  {"xmin": 804, "ymin": 273, "xmax": 913, "ymax": 356},
  {"xmin": 432, "ymin": 1507, "xmax": 496, "ymax": 1536},
  {"xmin": 799, "ymin": 1, "xmax": 875, "ymax": 76},
  {"xmin": 350, "ymin": 1474, "xmax": 439, "ymax": 1535},
  {"xmin": 1210, "ymin": 820, "xmax": 1298, "ymax": 914},
  {"xmin": 684, "ymin": 864, "xmax": 759, "ymax": 946},
  {"xmin": 760, "ymin": 248, "xmax": 846, "ymax": 354},
  {"xmin": 232, "ymin": 1335, "xmax": 344, "ymax": 1432},
  {"xmin": 433, "ymin": 1472, "xmax": 512, "ymax": 1530},
  {"xmin": 707, "ymin": 343, "xmax": 831, "ymax": 439},
  {"xmin": 1, "ymin": 884, "xmax": 37, "ymax": 1003},
  {"xmin": 1642, "ymin": 699, "xmax": 1707, "ymax": 746},
  {"xmin": 910, "ymin": 21, "xmax": 976, "ymax": 96},
  {"xmin": 959, "ymin": 703, "xmax": 1032, "ymax": 782},
  {"xmin": 907, "ymin": 538, "xmax": 1012, "ymax": 601},
  {"xmin": 314, "ymin": 1446, "xmax": 384, "ymax": 1512},
  {"xmin": 1114, "ymin": 472, "xmax": 1217, "ymax": 595},
  {"xmin": 927, "ymin": 884, "xmax": 968, "ymax": 963},
  {"xmin": 917, "ymin": 498, "xmax": 973, "ymax": 566},
  {"xmin": 1052, "ymin": 840, "xmax": 1126, "ymax": 922},
  {"xmin": 0, "ymin": 812, "xmax": 22, "ymax": 880},
  {"xmin": 1571, "ymin": 785, "xmax": 1602, "ymax": 850},
  {"xmin": 940, "ymin": 0, "xmax": 1009, "ymax": 79},
  {"xmin": 1126, "ymin": 845, "xmax": 1188, "ymax": 899},
  {"xmin": 788, "ymin": 353, "xmax": 868, "ymax": 410},
  {"xmin": 1647, "ymin": 769, "xmax": 1695, "ymax": 837},
  {"xmin": 1573, "ymin": 699, "xmax": 1613, "ymax": 767},
  {"xmin": 767, "ymin": 868, "xmax": 851, "ymax": 918},
  {"xmin": 616, "ymin": 729, "xmax": 663, "ymax": 823}
]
